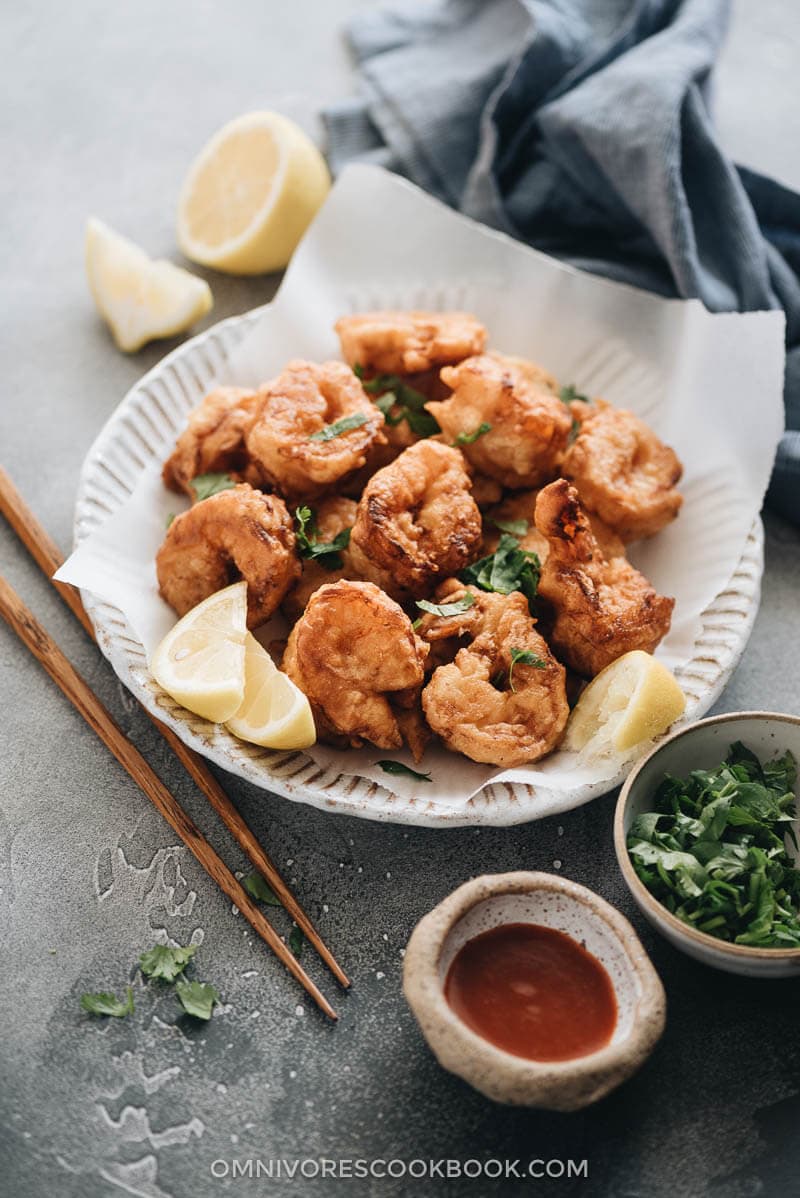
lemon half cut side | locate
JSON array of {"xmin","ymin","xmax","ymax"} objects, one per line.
[
  {"xmin": 177, "ymin": 111, "xmax": 331, "ymax": 275},
  {"xmin": 564, "ymin": 650, "xmax": 686, "ymax": 758},
  {"xmin": 226, "ymin": 634, "xmax": 316, "ymax": 750},
  {"xmin": 150, "ymin": 582, "xmax": 248, "ymax": 723}
]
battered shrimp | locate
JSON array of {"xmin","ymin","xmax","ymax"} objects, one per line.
[
  {"xmin": 156, "ymin": 484, "xmax": 299, "ymax": 628},
  {"xmin": 483, "ymin": 490, "xmax": 625, "ymax": 561},
  {"xmin": 419, "ymin": 586, "xmax": 569, "ymax": 766},
  {"xmin": 244, "ymin": 361, "xmax": 385, "ymax": 502},
  {"xmin": 430, "ymin": 354, "xmax": 572, "ymax": 488},
  {"xmin": 349, "ymin": 440, "xmax": 482, "ymax": 599},
  {"xmin": 534, "ymin": 480, "xmax": 674, "ymax": 677},
  {"xmin": 335, "ymin": 310, "xmax": 486, "ymax": 376},
  {"xmin": 162, "ymin": 387, "xmax": 261, "ymax": 496},
  {"xmin": 283, "ymin": 581, "xmax": 429, "ymax": 754},
  {"xmin": 562, "ymin": 400, "xmax": 683, "ymax": 541},
  {"xmin": 281, "ymin": 496, "xmax": 359, "ymax": 623}
]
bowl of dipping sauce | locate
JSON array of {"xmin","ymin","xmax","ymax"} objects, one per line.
[{"xmin": 403, "ymin": 872, "xmax": 665, "ymax": 1110}]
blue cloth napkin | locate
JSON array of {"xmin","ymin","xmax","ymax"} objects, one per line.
[{"xmin": 324, "ymin": 0, "xmax": 800, "ymax": 524}]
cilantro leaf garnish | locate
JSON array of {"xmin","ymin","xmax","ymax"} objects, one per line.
[
  {"xmin": 80, "ymin": 987, "xmax": 134, "ymax": 1018},
  {"xmin": 191, "ymin": 472, "xmax": 237, "ymax": 501},
  {"xmin": 377, "ymin": 760, "xmax": 433, "ymax": 783},
  {"xmin": 559, "ymin": 384, "xmax": 590, "ymax": 404},
  {"xmin": 487, "ymin": 515, "xmax": 529, "ymax": 538},
  {"xmin": 175, "ymin": 980, "xmax": 220, "ymax": 1021},
  {"xmin": 294, "ymin": 506, "xmax": 351, "ymax": 570},
  {"xmin": 453, "ymin": 422, "xmax": 491, "ymax": 446},
  {"xmin": 309, "ymin": 412, "xmax": 369, "ymax": 442},
  {"xmin": 459, "ymin": 534, "xmax": 540, "ymax": 612},
  {"xmin": 354, "ymin": 368, "xmax": 441, "ymax": 438},
  {"xmin": 507, "ymin": 647, "xmax": 547, "ymax": 692},
  {"xmin": 416, "ymin": 593, "xmax": 476, "ymax": 619},
  {"xmin": 627, "ymin": 743, "xmax": 800, "ymax": 948},
  {"xmin": 288, "ymin": 928, "xmax": 304, "ymax": 958},
  {"xmin": 242, "ymin": 871, "xmax": 282, "ymax": 907},
  {"xmin": 139, "ymin": 944, "xmax": 197, "ymax": 983}
]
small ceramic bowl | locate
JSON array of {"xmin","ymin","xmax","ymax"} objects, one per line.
[
  {"xmin": 615, "ymin": 711, "xmax": 800, "ymax": 978},
  {"xmin": 402, "ymin": 872, "xmax": 665, "ymax": 1110}
]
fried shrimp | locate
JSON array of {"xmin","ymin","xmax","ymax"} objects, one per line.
[
  {"xmin": 283, "ymin": 580, "xmax": 429, "ymax": 754},
  {"xmin": 562, "ymin": 400, "xmax": 683, "ymax": 541},
  {"xmin": 156, "ymin": 483, "xmax": 299, "ymax": 628},
  {"xmin": 419, "ymin": 585, "xmax": 569, "ymax": 766},
  {"xmin": 430, "ymin": 354, "xmax": 572, "ymax": 489},
  {"xmin": 335, "ymin": 310, "xmax": 486, "ymax": 376},
  {"xmin": 281, "ymin": 496, "xmax": 358, "ymax": 622},
  {"xmin": 349, "ymin": 440, "xmax": 482, "ymax": 599},
  {"xmin": 483, "ymin": 490, "xmax": 625, "ymax": 561},
  {"xmin": 162, "ymin": 387, "xmax": 261, "ymax": 496},
  {"xmin": 244, "ymin": 360, "xmax": 385, "ymax": 502},
  {"xmin": 534, "ymin": 480, "xmax": 674, "ymax": 677}
]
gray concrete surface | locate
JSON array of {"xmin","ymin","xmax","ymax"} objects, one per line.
[{"xmin": 1, "ymin": 3, "xmax": 799, "ymax": 1196}]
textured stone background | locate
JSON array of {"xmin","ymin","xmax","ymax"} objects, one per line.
[{"xmin": 1, "ymin": 3, "xmax": 799, "ymax": 1196}]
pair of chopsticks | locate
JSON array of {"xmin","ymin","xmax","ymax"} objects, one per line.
[{"xmin": 0, "ymin": 468, "xmax": 348, "ymax": 1020}]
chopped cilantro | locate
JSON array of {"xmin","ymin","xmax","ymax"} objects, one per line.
[
  {"xmin": 80, "ymin": 987, "xmax": 134, "ymax": 1018},
  {"xmin": 416, "ymin": 593, "xmax": 476, "ymax": 619},
  {"xmin": 309, "ymin": 413, "xmax": 368, "ymax": 442},
  {"xmin": 294, "ymin": 506, "xmax": 351, "ymax": 571},
  {"xmin": 175, "ymin": 980, "xmax": 220, "ymax": 1021},
  {"xmin": 453, "ymin": 422, "xmax": 491, "ymax": 446},
  {"xmin": 242, "ymin": 871, "xmax": 282, "ymax": 907},
  {"xmin": 139, "ymin": 944, "xmax": 197, "ymax": 983},
  {"xmin": 507, "ymin": 647, "xmax": 547, "ymax": 692},
  {"xmin": 190, "ymin": 472, "xmax": 237, "ymax": 501},
  {"xmin": 288, "ymin": 927, "xmax": 304, "ymax": 958},
  {"xmin": 459, "ymin": 534, "xmax": 540, "ymax": 612},
  {"xmin": 376, "ymin": 760, "xmax": 432, "ymax": 782}
]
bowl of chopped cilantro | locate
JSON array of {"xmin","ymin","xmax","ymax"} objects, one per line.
[{"xmin": 614, "ymin": 712, "xmax": 800, "ymax": 976}]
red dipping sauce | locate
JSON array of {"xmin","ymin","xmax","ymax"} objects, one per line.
[{"xmin": 444, "ymin": 922, "xmax": 617, "ymax": 1062}]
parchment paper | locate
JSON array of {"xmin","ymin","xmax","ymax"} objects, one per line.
[{"xmin": 57, "ymin": 165, "xmax": 786, "ymax": 807}]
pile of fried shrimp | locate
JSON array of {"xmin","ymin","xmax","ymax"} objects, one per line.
[{"xmin": 156, "ymin": 311, "xmax": 683, "ymax": 769}]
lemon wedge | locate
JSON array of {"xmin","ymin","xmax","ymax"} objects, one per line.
[
  {"xmin": 85, "ymin": 217, "xmax": 212, "ymax": 352},
  {"xmin": 564, "ymin": 650, "xmax": 686, "ymax": 757},
  {"xmin": 150, "ymin": 582, "xmax": 247, "ymax": 722},
  {"xmin": 176, "ymin": 111, "xmax": 331, "ymax": 275},
  {"xmin": 226, "ymin": 634, "xmax": 316, "ymax": 750}
]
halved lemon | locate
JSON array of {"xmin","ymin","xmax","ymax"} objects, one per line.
[
  {"xmin": 226, "ymin": 634, "xmax": 316, "ymax": 750},
  {"xmin": 150, "ymin": 582, "xmax": 247, "ymax": 722},
  {"xmin": 564, "ymin": 650, "xmax": 686, "ymax": 756},
  {"xmin": 86, "ymin": 217, "xmax": 212, "ymax": 352},
  {"xmin": 176, "ymin": 111, "xmax": 331, "ymax": 275}
]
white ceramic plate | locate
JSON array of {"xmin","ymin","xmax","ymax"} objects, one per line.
[{"xmin": 73, "ymin": 305, "xmax": 763, "ymax": 827}]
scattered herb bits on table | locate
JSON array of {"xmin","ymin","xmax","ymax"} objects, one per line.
[{"xmin": 627, "ymin": 742, "xmax": 800, "ymax": 947}]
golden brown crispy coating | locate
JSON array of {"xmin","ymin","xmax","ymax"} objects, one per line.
[
  {"xmin": 562, "ymin": 400, "xmax": 683, "ymax": 541},
  {"xmin": 162, "ymin": 387, "xmax": 261, "ymax": 496},
  {"xmin": 534, "ymin": 480, "xmax": 674, "ymax": 677},
  {"xmin": 483, "ymin": 490, "xmax": 625, "ymax": 561},
  {"xmin": 431, "ymin": 354, "xmax": 572, "ymax": 489},
  {"xmin": 281, "ymin": 496, "xmax": 359, "ymax": 623},
  {"xmin": 244, "ymin": 360, "xmax": 385, "ymax": 503},
  {"xmin": 156, "ymin": 484, "xmax": 299, "ymax": 628},
  {"xmin": 349, "ymin": 440, "xmax": 482, "ymax": 599},
  {"xmin": 335, "ymin": 311, "xmax": 486, "ymax": 375},
  {"xmin": 282, "ymin": 580, "xmax": 429, "ymax": 754},
  {"xmin": 419, "ymin": 585, "xmax": 569, "ymax": 766}
]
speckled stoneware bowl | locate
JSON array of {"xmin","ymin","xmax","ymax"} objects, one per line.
[
  {"xmin": 615, "ymin": 711, "xmax": 800, "ymax": 978},
  {"xmin": 402, "ymin": 872, "xmax": 666, "ymax": 1110}
]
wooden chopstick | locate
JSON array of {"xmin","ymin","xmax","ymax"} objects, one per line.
[
  {"xmin": 0, "ymin": 467, "xmax": 349, "ymax": 991},
  {"xmin": 0, "ymin": 574, "xmax": 338, "ymax": 1020}
]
